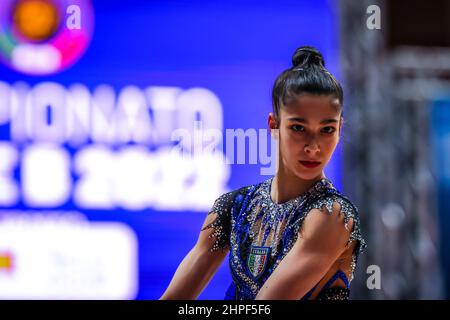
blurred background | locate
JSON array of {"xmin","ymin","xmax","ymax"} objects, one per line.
[{"xmin": 0, "ymin": 0, "xmax": 448, "ymax": 299}]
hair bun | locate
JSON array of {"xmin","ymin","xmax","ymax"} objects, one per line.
[{"xmin": 292, "ymin": 46, "xmax": 325, "ymax": 68}]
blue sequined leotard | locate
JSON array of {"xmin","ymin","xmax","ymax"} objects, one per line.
[{"xmin": 201, "ymin": 177, "xmax": 367, "ymax": 300}]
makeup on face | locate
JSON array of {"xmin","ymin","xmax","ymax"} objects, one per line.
[{"xmin": 299, "ymin": 160, "xmax": 321, "ymax": 168}]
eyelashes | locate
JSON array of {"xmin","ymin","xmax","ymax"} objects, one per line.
[
  {"xmin": 290, "ymin": 125, "xmax": 336, "ymax": 134},
  {"xmin": 321, "ymin": 126, "xmax": 336, "ymax": 134},
  {"xmin": 291, "ymin": 124, "xmax": 305, "ymax": 132}
]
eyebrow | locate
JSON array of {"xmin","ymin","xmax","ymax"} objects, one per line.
[{"xmin": 287, "ymin": 117, "xmax": 339, "ymax": 124}]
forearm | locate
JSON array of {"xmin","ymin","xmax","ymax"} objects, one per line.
[
  {"xmin": 255, "ymin": 248, "xmax": 337, "ymax": 300},
  {"xmin": 256, "ymin": 257, "xmax": 327, "ymax": 300},
  {"xmin": 160, "ymin": 246, "xmax": 226, "ymax": 300}
]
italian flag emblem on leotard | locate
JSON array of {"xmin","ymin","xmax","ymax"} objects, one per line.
[{"xmin": 247, "ymin": 245, "xmax": 271, "ymax": 280}]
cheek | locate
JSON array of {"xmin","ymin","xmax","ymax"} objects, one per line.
[
  {"xmin": 279, "ymin": 131, "xmax": 300, "ymax": 158},
  {"xmin": 282, "ymin": 129, "xmax": 305, "ymax": 145},
  {"xmin": 280, "ymin": 132, "xmax": 302, "ymax": 151},
  {"xmin": 321, "ymin": 137, "xmax": 339, "ymax": 156}
]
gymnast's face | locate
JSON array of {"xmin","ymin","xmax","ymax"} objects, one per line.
[{"xmin": 269, "ymin": 94, "xmax": 342, "ymax": 181}]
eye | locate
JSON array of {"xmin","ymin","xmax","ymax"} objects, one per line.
[
  {"xmin": 291, "ymin": 125, "xmax": 305, "ymax": 132},
  {"xmin": 321, "ymin": 126, "xmax": 336, "ymax": 134}
]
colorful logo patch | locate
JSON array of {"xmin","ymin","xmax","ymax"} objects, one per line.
[
  {"xmin": 247, "ymin": 245, "xmax": 270, "ymax": 280},
  {"xmin": 0, "ymin": 251, "xmax": 14, "ymax": 273},
  {"xmin": 0, "ymin": 0, "xmax": 94, "ymax": 75}
]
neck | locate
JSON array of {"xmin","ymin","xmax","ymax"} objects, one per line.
[{"xmin": 270, "ymin": 167, "xmax": 325, "ymax": 204}]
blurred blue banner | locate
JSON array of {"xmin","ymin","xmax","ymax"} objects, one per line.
[{"xmin": 431, "ymin": 98, "xmax": 450, "ymax": 298}]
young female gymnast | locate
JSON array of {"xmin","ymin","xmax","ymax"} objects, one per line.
[{"xmin": 160, "ymin": 45, "xmax": 367, "ymax": 300}]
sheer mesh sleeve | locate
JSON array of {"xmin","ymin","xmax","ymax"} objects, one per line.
[{"xmin": 201, "ymin": 191, "xmax": 237, "ymax": 253}]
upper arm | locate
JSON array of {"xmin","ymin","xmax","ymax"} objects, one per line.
[
  {"xmin": 159, "ymin": 195, "xmax": 234, "ymax": 300},
  {"xmin": 160, "ymin": 211, "xmax": 228, "ymax": 300},
  {"xmin": 255, "ymin": 200, "xmax": 354, "ymax": 300},
  {"xmin": 196, "ymin": 211, "xmax": 230, "ymax": 256},
  {"xmin": 197, "ymin": 190, "xmax": 237, "ymax": 254}
]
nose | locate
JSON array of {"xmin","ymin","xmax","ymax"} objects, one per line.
[{"xmin": 304, "ymin": 141, "xmax": 319, "ymax": 154}]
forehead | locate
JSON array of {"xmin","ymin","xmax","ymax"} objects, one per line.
[{"xmin": 281, "ymin": 94, "xmax": 341, "ymax": 119}]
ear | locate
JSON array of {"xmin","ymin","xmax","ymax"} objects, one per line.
[
  {"xmin": 267, "ymin": 112, "xmax": 278, "ymax": 136},
  {"xmin": 268, "ymin": 112, "xmax": 278, "ymax": 129},
  {"xmin": 268, "ymin": 113, "xmax": 279, "ymax": 139},
  {"xmin": 338, "ymin": 116, "xmax": 344, "ymax": 137}
]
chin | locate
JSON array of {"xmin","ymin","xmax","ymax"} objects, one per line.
[
  {"xmin": 290, "ymin": 162, "xmax": 323, "ymax": 180},
  {"xmin": 293, "ymin": 169, "xmax": 321, "ymax": 181}
]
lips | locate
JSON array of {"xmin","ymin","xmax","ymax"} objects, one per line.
[{"xmin": 299, "ymin": 161, "xmax": 321, "ymax": 168}]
